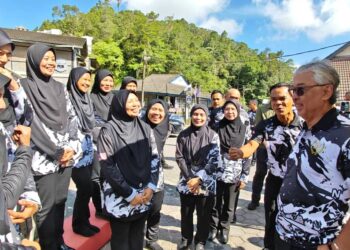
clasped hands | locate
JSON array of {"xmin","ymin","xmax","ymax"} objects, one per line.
[
  {"xmin": 130, "ymin": 188, "xmax": 154, "ymax": 206},
  {"xmin": 187, "ymin": 177, "xmax": 202, "ymax": 194}
]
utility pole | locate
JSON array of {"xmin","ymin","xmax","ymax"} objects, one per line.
[{"xmin": 141, "ymin": 51, "xmax": 151, "ymax": 107}]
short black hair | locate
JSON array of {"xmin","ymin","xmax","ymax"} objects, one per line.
[
  {"xmin": 211, "ymin": 90, "xmax": 223, "ymax": 98},
  {"xmin": 269, "ymin": 82, "xmax": 291, "ymax": 93}
]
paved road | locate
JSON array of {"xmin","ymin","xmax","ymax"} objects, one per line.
[
  {"xmin": 67, "ymin": 136, "xmax": 266, "ymax": 250},
  {"xmin": 157, "ymin": 136, "xmax": 265, "ymax": 250}
]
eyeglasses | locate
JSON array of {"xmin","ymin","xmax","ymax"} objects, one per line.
[{"xmin": 289, "ymin": 84, "xmax": 331, "ymax": 96}]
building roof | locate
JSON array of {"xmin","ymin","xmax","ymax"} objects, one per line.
[
  {"xmin": 325, "ymin": 42, "xmax": 350, "ymax": 60},
  {"xmin": 324, "ymin": 42, "xmax": 350, "ymax": 101},
  {"xmin": 136, "ymin": 74, "xmax": 190, "ymax": 96},
  {"xmin": 2, "ymin": 28, "xmax": 88, "ymax": 55}
]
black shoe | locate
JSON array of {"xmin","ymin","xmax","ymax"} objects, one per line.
[
  {"xmin": 195, "ymin": 243, "xmax": 205, "ymax": 250},
  {"xmin": 88, "ymin": 224, "xmax": 100, "ymax": 233},
  {"xmin": 59, "ymin": 243, "xmax": 75, "ymax": 250},
  {"xmin": 231, "ymin": 214, "xmax": 237, "ymax": 224},
  {"xmin": 208, "ymin": 229, "xmax": 217, "ymax": 241},
  {"xmin": 162, "ymin": 162, "xmax": 173, "ymax": 169},
  {"xmin": 146, "ymin": 241, "xmax": 163, "ymax": 250},
  {"xmin": 73, "ymin": 225, "xmax": 97, "ymax": 237},
  {"xmin": 247, "ymin": 202, "xmax": 259, "ymax": 210},
  {"xmin": 178, "ymin": 238, "xmax": 191, "ymax": 250},
  {"xmin": 219, "ymin": 230, "xmax": 229, "ymax": 244}
]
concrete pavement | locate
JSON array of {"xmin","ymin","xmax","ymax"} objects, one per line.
[{"xmin": 156, "ymin": 136, "xmax": 265, "ymax": 250}]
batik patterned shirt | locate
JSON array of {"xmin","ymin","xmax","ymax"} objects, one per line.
[
  {"xmin": 176, "ymin": 133, "xmax": 222, "ymax": 196},
  {"xmin": 251, "ymin": 113, "xmax": 303, "ymax": 178},
  {"xmin": 98, "ymin": 129, "xmax": 159, "ymax": 219},
  {"xmin": 20, "ymin": 89, "xmax": 83, "ymax": 176},
  {"xmin": 276, "ymin": 109, "xmax": 350, "ymax": 247}
]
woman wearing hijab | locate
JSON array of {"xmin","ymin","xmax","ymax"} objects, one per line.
[
  {"xmin": 90, "ymin": 69, "xmax": 114, "ymax": 124},
  {"xmin": 120, "ymin": 76, "xmax": 137, "ymax": 92},
  {"xmin": 143, "ymin": 99, "xmax": 169, "ymax": 250},
  {"xmin": 176, "ymin": 104, "xmax": 221, "ymax": 250},
  {"xmin": 209, "ymin": 100, "xmax": 250, "ymax": 244},
  {"xmin": 90, "ymin": 69, "xmax": 114, "ymax": 217},
  {"xmin": 67, "ymin": 67, "xmax": 100, "ymax": 237},
  {"xmin": 20, "ymin": 43, "xmax": 82, "ymax": 250},
  {"xmin": 98, "ymin": 90, "xmax": 159, "ymax": 250}
]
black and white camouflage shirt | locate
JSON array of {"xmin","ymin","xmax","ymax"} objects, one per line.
[
  {"xmin": 251, "ymin": 113, "xmax": 303, "ymax": 178},
  {"xmin": 276, "ymin": 108, "xmax": 350, "ymax": 247}
]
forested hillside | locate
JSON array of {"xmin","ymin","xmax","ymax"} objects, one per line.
[{"xmin": 38, "ymin": 0, "xmax": 294, "ymax": 101}]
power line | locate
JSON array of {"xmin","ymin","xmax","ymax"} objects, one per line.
[{"xmin": 279, "ymin": 41, "xmax": 349, "ymax": 58}]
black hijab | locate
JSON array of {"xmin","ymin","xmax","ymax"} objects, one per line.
[
  {"xmin": 0, "ymin": 73, "xmax": 15, "ymax": 127},
  {"xmin": 21, "ymin": 43, "xmax": 68, "ymax": 132},
  {"xmin": 67, "ymin": 67, "xmax": 95, "ymax": 133},
  {"xmin": 144, "ymin": 99, "xmax": 169, "ymax": 154},
  {"xmin": 90, "ymin": 69, "xmax": 114, "ymax": 121},
  {"xmin": 183, "ymin": 104, "xmax": 215, "ymax": 166},
  {"xmin": 120, "ymin": 76, "xmax": 137, "ymax": 90},
  {"xmin": 108, "ymin": 90, "xmax": 152, "ymax": 188},
  {"xmin": 218, "ymin": 100, "xmax": 246, "ymax": 154}
]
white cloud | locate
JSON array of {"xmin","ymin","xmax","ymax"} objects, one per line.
[
  {"xmin": 254, "ymin": 0, "xmax": 350, "ymax": 41},
  {"xmin": 200, "ymin": 17, "xmax": 243, "ymax": 37},
  {"xmin": 124, "ymin": 0, "xmax": 229, "ymax": 23},
  {"xmin": 122, "ymin": 0, "xmax": 242, "ymax": 38}
]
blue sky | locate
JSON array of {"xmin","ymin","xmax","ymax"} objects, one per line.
[{"xmin": 1, "ymin": 0, "xmax": 349, "ymax": 66}]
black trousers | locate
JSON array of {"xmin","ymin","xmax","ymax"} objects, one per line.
[
  {"xmin": 34, "ymin": 167, "xmax": 72, "ymax": 250},
  {"xmin": 91, "ymin": 151, "xmax": 102, "ymax": 213},
  {"xmin": 264, "ymin": 173, "xmax": 283, "ymax": 250},
  {"xmin": 210, "ymin": 181, "xmax": 239, "ymax": 232},
  {"xmin": 146, "ymin": 190, "xmax": 164, "ymax": 243},
  {"xmin": 275, "ymin": 235, "xmax": 317, "ymax": 250},
  {"xmin": 251, "ymin": 146, "xmax": 268, "ymax": 204},
  {"xmin": 180, "ymin": 194, "xmax": 214, "ymax": 245},
  {"xmin": 71, "ymin": 164, "xmax": 93, "ymax": 229},
  {"xmin": 110, "ymin": 213, "xmax": 148, "ymax": 250}
]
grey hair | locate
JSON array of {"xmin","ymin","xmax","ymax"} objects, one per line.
[
  {"xmin": 249, "ymin": 99, "xmax": 258, "ymax": 105},
  {"xmin": 294, "ymin": 60, "xmax": 339, "ymax": 104}
]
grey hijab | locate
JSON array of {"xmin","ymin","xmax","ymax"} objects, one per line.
[
  {"xmin": 90, "ymin": 69, "xmax": 114, "ymax": 121},
  {"xmin": 0, "ymin": 29, "xmax": 15, "ymax": 50},
  {"xmin": 67, "ymin": 67, "xmax": 95, "ymax": 133},
  {"xmin": 21, "ymin": 44, "xmax": 68, "ymax": 160},
  {"xmin": 21, "ymin": 43, "xmax": 68, "ymax": 132}
]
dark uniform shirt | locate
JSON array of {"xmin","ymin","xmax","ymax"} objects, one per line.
[
  {"xmin": 251, "ymin": 113, "xmax": 303, "ymax": 178},
  {"xmin": 276, "ymin": 108, "xmax": 350, "ymax": 247},
  {"xmin": 208, "ymin": 106, "xmax": 224, "ymax": 132}
]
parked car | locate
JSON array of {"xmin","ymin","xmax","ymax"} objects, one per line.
[
  {"xmin": 169, "ymin": 113, "xmax": 185, "ymax": 136},
  {"xmin": 139, "ymin": 108, "xmax": 185, "ymax": 136}
]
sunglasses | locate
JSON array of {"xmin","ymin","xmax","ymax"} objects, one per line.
[{"xmin": 289, "ymin": 84, "xmax": 331, "ymax": 96}]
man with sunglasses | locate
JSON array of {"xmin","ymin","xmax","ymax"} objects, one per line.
[
  {"xmin": 229, "ymin": 83, "xmax": 303, "ymax": 250},
  {"xmin": 274, "ymin": 61, "xmax": 350, "ymax": 250}
]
